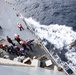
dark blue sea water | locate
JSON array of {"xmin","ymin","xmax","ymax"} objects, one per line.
[{"xmin": 7, "ymin": 0, "xmax": 76, "ymax": 30}]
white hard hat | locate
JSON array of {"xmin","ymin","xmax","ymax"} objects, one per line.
[
  {"xmin": 14, "ymin": 34, "xmax": 17, "ymax": 36},
  {"xmin": 20, "ymin": 41, "xmax": 23, "ymax": 43}
]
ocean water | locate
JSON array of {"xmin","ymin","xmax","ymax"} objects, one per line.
[{"xmin": 6, "ymin": 0, "xmax": 76, "ymax": 31}]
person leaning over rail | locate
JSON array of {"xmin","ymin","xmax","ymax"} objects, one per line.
[{"xmin": 25, "ymin": 39, "xmax": 34, "ymax": 52}]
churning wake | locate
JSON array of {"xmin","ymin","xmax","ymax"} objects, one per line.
[{"xmin": 23, "ymin": 17, "xmax": 76, "ymax": 72}]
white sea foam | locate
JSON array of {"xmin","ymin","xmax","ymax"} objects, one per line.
[{"xmin": 25, "ymin": 17, "xmax": 76, "ymax": 48}]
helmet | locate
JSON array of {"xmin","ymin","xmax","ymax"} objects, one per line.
[
  {"xmin": 6, "ymin": 36, "xmax": 8, "ymax": 38},
  {"xmin": 3, "ymin": 44, "xmax": 5, "ymax": 46},
  {"xmin": 20, "ymin": 41, "xmax": 23, "ymax": 43},
  {"xmin": 14, "ymin": 34, "xmax": 17, "ymax": 36}
]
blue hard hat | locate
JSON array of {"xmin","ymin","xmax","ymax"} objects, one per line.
[{"xmin": 6, "ymin": 36, "xmax": 8, "ymax": 38}]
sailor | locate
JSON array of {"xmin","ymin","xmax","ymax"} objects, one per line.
[
  {"xmin": 13, "ymin": 46, "xmax": 20, "ymax": 55},
  {"xmin": 17, "ymin": 23, "xmax": 24, "ymax": 31},
  {"xmin": 6, "ymin": 45, "xmax": 12, "ymax": 53},
  {"xmin": 25, "ymin": 39, "xmax": 34, "ymax": 52},
  {"xmin": 14, "ymin": 34, "xmax": 21, "ymax": 44},
  {"xmin": 6, "ymin": 36, "xmax": 15, "ymax": 46},
  {"xmin": 20, "ymin": 41, "xmax": 29, "ymax": 51},
  {"xmin": 2, "ymin": 44, "xmax": 7, "ymax": 51},
  {"xmin": 19, "ymin": 48, "xmax": 25, "ymax": 56}
]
